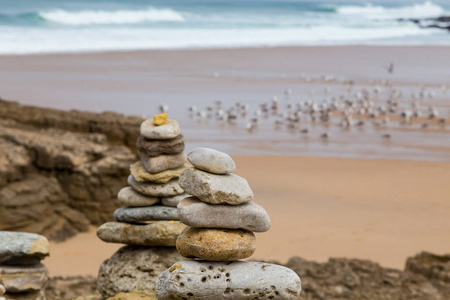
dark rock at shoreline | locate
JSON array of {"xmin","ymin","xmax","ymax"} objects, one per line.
[
  {"xmin": 400, "ymin": 16, "xmax": 450, "ymax": 31},
  {"xmin": 0, "ymin": 99, "xmax": 140, "ymax": 241}
]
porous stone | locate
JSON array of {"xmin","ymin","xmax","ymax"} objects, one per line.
[
  {"xmin": 0, "ymin": 264, "xmax": 48, "ymax": 293},
  {"xmin": 187, "ymin": 147, "xmax": 236, "ymax": 174},
  {"xmin": 0, "ymin": 232, "xmax": 49, "ymax": 266},
  {"xmin": 97, "ymin": 246, "xmax": 183, "ymax": 299},
  {"xmin": 130, "ymin": 161, "xmax": 188, "ymax": 184},
  {"xmin": 178, "ymin": 168, "xmax": 253, "ymax": 205},
  {"xmin": 178, "ymin": 197, "xmax": 271, "ymax": 232},
  {"xmin": 136, "ymin": 135, "xmax": 184, "ymax": 157},
  {"xmin": 117, "ymin": 187, "xmax": 160, "ymax": 207},
  {"xmin": 138, "ymin": 151, "xmax": 187, "ymax": 174},
  {"xmin": 176, "ymin": 227, "xmax": 255, "ymax": 261},
  {"xmin": 161, "ymin": 193, "xmax": 188, "ymax": 207},
  {"xmin": 156, "ymin": 260, "xmax": 302, "ymax": 300},
  {"xmin": 128, "ymin": 176, "xmax": 184, "ymax": 197},
  {"xmin": 140, "ymin": 119, "xmax": 180, "ymax": 140},
  {"xmin": 97, "ymin": 222, "xmax": 186, "ymax": 247},
  {"xmin": 114, "ymin": 206, "xmax": 179, "ymax": 223},
  {"xmin": 153, "ymin": 113, "xmax": 168, "ymax": 126}
]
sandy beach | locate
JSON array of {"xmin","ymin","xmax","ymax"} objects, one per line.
[{"xmin": 44, "ymin": 155, "xmax": 450, "ymax": 277}]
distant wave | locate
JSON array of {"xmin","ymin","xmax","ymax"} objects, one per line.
[
  {"xmin": 38, "ymin": 7, "xmax": 186, "ymax": 25},
  {"xmin": 336, "ymin": 1, "xmax": 445, "ymax": 20}
]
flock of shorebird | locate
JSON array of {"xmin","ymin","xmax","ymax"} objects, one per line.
[{"xmin": 158, "ymin": 75, "xmax": 448, "ymax": 140}]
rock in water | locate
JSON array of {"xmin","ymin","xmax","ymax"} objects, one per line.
[
  {"xmin": 156, "ymin": 260, "xmax": 301, "ymax": 300},
  {"xmin": 114, "ymin": 206, "xmax": 179, "ymax": 223},
  {"xmin": 0, "ymin": 232, "xmax": 49, "ymax": 265},
  {"xmin": 117, "ymin": 187, "xmax": 160, "ymax": 207},
  {"xmin": 138, "ymin": 151, "xmax": 187, "ymax": 174},
  {"xmin": 161, "ymin": 193, "xmax": 188, "ymax": 207},
  {"xmin": 140, "ymin": 119, "xmax": 180, "ymax": 140},
  {"xmin": 176, "ymin": 227, "xmax": 255, "ymax": 261},
  {"xmin": 128, "ymin": 176, "xmax": 184, "ymax": 197},
  {"xmin": 187, "ymin": 147, "xmax": 236, "ymax": 174},
  {"xmin": 97, "ymin": 246, "xmax": 183, "ymax": 299},
  {"xmin": 178, "ymin": 197, "xmax": 271, "ymax": 232},
  {"xmin": 97, "ymin": 222, "xmax": 186, "ymax": 247},
  {"xmin": 0, "ymin": 264, "xmax": 48, "ymax": 293},
  {"xmin": 130, "ymin": 161, "xmax": 188, "ymax": 183},
  {"xmin": 178, "ymin": 168, "xmax": 253, "ymax": 205},
  {"xmin": 136, "ymin": 135, "xmax": 184, "ymax": 157}
]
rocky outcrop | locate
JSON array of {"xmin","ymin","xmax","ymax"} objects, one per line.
[
  {"xmin": 401, "ymin": 16, "xmax": 450, "ymax": 31},
  {"xmin": 0, "ymin": 99, "xmax": 142, "ymax": 241},
  {"xmin": 286, "ymin": 252, "xmax": 450, "ymax": 300}
]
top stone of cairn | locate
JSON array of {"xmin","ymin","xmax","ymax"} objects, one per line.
[
  {"xmin": 187, "ymin": 147, "xmax": 236, "ymax": 174},
  {"xmin": 140, "ymin": 119, "xmax": 180, "ymax": 140}
]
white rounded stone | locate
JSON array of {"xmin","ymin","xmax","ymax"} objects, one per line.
[
  {"xmin": 178, "ymin": 197, "xmax": 271, "ymax": 232},
  {"xmin": 178, "ymin": 167, "xmax": 253, "ymax": 205},
  {"xmin": 140, "ymin": 119, "xmax": 180, "ymax": 140},
  {"xmin": 156, "ymin": 260, "xmax": 301, "ymax": 300},
  {"xmin": 117, "ymin": 187, "xmax": 160, "ymax": 207},
  {"xmin": 187, "ymin": 147, "xmax": 236, "ymax": 174},
  {"xmin": 161, "ymin": 193, "xmax": 189, "ymax": 207}
]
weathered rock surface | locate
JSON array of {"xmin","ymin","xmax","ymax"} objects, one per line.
[
  {"xmin": 97, "ymin": 246, "xmax": 183, "ymax": 299},
  {"xmin": 405, "ymin": 252, "xmax": 450, "ymax": 284},
  {"xmin": 114, "ymin": 206, "xmax": 179, "ymax": 223},
  {"xmin": 130, "ymin": 161, "xmax": 188, "ymax": 184},
  {"xmin": 0, "ymin": 100, "xmax": 139, "ymax": 241},
  {"xmin": 161, "ymin": 193, "xmax": 188, "ymax": 207},
  {"xmin": 140, "ymin": 119, "xmax": 180, "ymax": 140},
  {"xmin": 97, "ymin": 222, "xmax": 186, "ymax": 246},
  {"xmin": 136, "ymin": 135, "xmax": 184, "ymax": 157},
  {"xmin": 0, "ymin": 264, "xmax": 48, "ymax": 293},
  {"xmin": 156, "ymin": 260, "xmax": 301, "ymax": 300},
  {"xmin": 187, "ymin": 147, "xmax": 236, "ymax": 174},
  {"xmin": 45, "ymin": 275, "xmax": 99, "ymax": 300},
  {"xmin": 176, "ymin": 227, "xmax": 256, "ymax": 261},
  {"xmin": 179, "ymin": 168, "xmax": 253, "ymax": 205},
  {"xmin": 138, "ymin": 151, "xmax": 187, "ymax": 174},
  {"xmin": 286, "ymin": 253, "xmax": 450, "ymax": 300},
  {"xmin": 128, "ymin": 176, "xmax": 184, "ymax": 197},
  {"xmin": 106, "ymin": 290, "xmax": 157, "ymax": 300},
  {"xmin": 4, "ymin": 290, "xmax": 45, "ymax": 300},
  {"xmin": 0, "ymin": 232, "xmax": 49, "ymax": 265},
  {"xmin": 178, "ymin": 197, "xmax": 271, "ymax": 232},
  {"xmin": 117, "ymin": 187, "xmax": 160, "ymax": 207}
]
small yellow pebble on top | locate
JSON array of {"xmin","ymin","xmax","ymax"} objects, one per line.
[{"xmin": 153, "ymin": 113, "xmax": 168, "ymax": 126}]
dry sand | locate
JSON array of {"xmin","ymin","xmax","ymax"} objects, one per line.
[{"xmin": 46, "ymin": 155, "xmax": 450, "ymax": 277}]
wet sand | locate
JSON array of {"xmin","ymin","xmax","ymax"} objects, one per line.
[
  {"xmin": 0, "ymin": 46, "xmax": 449, "ymax": 161},
  {"xmin": 45, "ymin": 155, "xmax": 450, "ymax": 277}
]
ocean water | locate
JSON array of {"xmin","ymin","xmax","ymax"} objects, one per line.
[{"xmin": 0, "ymin": 0, "xmax": 449, "ymax": 54}]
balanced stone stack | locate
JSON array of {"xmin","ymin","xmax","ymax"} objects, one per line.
[
  {"xmin": 96, "ymin": 114, "xmax": 188, "ymax": 298},
  {"xmin": 0, "ymin": 232, "xmax": 50, "ymax": 300},
  {"xmin": 156, "ymin": 148, "xmax": 301, "ymax": 299}
]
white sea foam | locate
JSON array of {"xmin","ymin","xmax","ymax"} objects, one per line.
[
  {"xmin": 0, "ymin": 25, "xmax": 444, "ymax": 55},
  {"xmin": 337, "ymin": 1, "xmax": 445, "ymax": 20},
  {"xmin": 39, "ymin": 7, "xmax": 185, "ymax": 25}
]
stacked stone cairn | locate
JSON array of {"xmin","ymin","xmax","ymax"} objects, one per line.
[
  {"xmin": 156, "ymin": 148, "xmax": 301, "ymax": 299},
  {"xmin": 0, "ymin": 232, "xmax": 50, "ymax": 300},
  {"xmin": 96, "ymin": 114, "xmax": 188, "ymax": 298}
]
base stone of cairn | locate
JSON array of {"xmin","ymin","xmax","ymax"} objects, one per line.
[
  {"xmin": 0, "ymin": 232, "xmax": 50, "ymax": 300},
  {"xmin": 156, "ymin": 148, "xmax": 301, "ymax": 300},
  {"xmin": 96, "ymin": 115, "xmax": 188, "ymax": 299}
]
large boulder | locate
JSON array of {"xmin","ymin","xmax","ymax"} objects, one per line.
[{"xmin": 97, "ymin": 246, "xmax": 183, "ymax": 299}]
